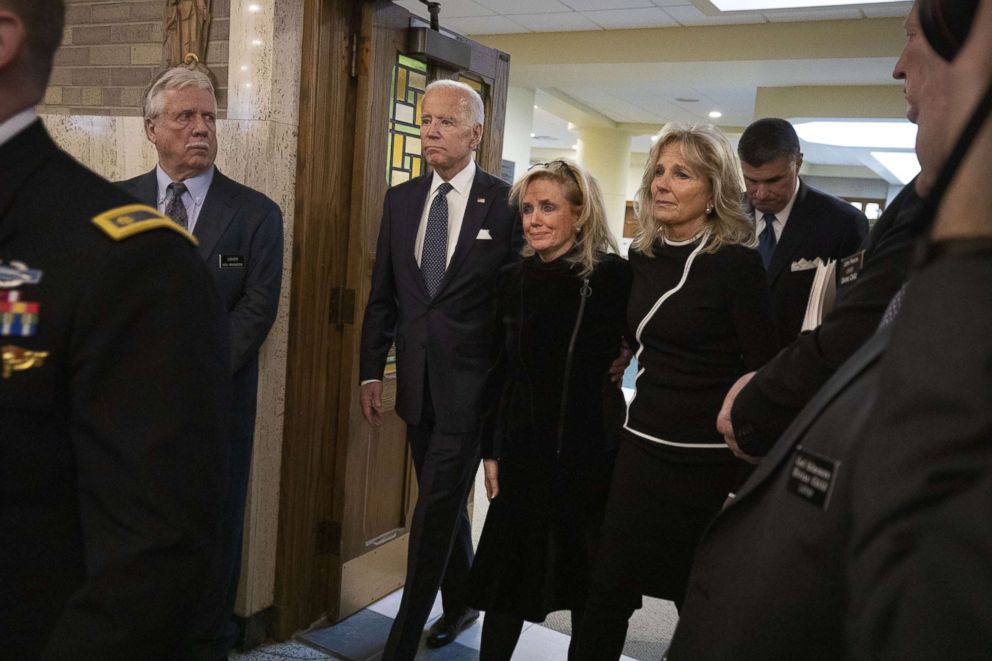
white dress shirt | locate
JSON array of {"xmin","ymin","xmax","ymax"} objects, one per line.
[
  {"xmin": 755, "ymin": 178, "xmax": 800, "ymax": 241},
  {"xmin": 414, "ymin": 159, "xmax": 476, "ymax": 266}
]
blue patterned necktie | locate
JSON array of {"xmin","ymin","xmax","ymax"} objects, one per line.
[
  {"xmin": 421, "ymin": 182, "xmax": 453, "ymax": 298},
  {"xmin": 165, "ymin": 182, "xmax": 189, "ymax": 230},
  {"xmin": 758, "ymin": 212, "xmax": 777, "ymax": 269}
]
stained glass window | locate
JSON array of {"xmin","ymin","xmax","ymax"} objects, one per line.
[{"xmin": 387, "ymin": 54, "xmax": 428, "ymax": 186}]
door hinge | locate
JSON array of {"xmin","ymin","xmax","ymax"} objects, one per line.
[
  {"xmin": 329, "ymin": 287, "xmax": 356, "ymax": 329},
  {"xmin": 315, "ymin": 520, "xmax": 341, "ymax": 556}
]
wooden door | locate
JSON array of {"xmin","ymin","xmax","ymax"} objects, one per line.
[{"xmin": 274, "ymin": 0, "xmax": 509, "ymax": 639}]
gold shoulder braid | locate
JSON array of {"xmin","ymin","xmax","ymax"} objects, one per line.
[{"xmin": 92, "ymin": 204, "xmax": 198, "ymax": 245}]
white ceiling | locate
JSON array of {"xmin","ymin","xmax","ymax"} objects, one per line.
[{"xmin": 391, "ymin": 0, "xmax": 917, "ymax": 182}]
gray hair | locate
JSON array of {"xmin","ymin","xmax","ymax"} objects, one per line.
[
  {"xmin": 142, "ymin": 66, "xmax": 215, "ymax": 120},
  {"xmin": 424, "ymin": 79, "xmax": 485, "ymax": 127}
]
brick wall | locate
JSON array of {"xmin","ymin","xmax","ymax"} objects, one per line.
[{"xmin": 39, "ymin": 0, "xmax": 230, "ymax": 117}]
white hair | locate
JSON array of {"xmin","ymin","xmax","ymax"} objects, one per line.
[
  {"xmin": 142, "ymin": 67, "xmax": 215, "ymax": 119},
  {"xmin": 424, "ymin": 79, "xmax": 484, "ymax": 126}
]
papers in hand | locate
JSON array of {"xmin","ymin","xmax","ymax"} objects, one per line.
[{"xmin": 800, "ymin": 258, "xmax": 837, "ymax": 333}]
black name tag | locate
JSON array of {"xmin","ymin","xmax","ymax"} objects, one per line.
[
  {"xmin": 838, "ymin": 250, "xmax": 865, "ymax": 286},
  {"xmin": 787, "ymin": 447, "xmax": 839, "ymax": 510},
  {"xmin": 218, "ymin": 255, "xmax": 245, "ymax": 268}
]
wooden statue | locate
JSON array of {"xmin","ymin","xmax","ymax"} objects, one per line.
[{"xmin": 163, "ymin": 0, "xmax": 211, "ymax": 67}]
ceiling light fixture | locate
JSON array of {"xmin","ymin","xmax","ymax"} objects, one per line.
[
  {"xmin": 709, "ymin": 110, "xmax": 723, "ymax": 119},
  {"xmin": 711, "ymin": 0, "xmax": 894, "ymax": 10},
  {"xmin": 871, "ymin": 151, "xmax": 920, "ymax": 184},
  {"xmin": 795, "ymin": 120, "xmax": 917, "ymax": 150}
]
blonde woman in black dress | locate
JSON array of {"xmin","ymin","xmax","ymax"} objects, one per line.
[
  {"xmin": 469, "ymin": 160, "xmax": 632, "ymax": 660},
  {"xmin": 572, "ymin": 123, "xmax": 779, "ymax": 660}
]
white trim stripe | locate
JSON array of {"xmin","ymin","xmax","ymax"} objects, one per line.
[{"xmin": 624, "ymin": 231, "xmax": 726, "ymax": 449}]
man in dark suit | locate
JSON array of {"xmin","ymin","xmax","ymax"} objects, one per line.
[
  {"xmin": 1, "ymin": 1, "xmax": 230, "ymax": 657},
  {"xmin": 359, "ymin": 79, "xmax": 521, "ymax": 659},
  {"xmin": 739, "ymin": 118, "xmax": 868, "ymax": 346},
  {"xmin": 118, "ymin": 66, "xmax": 283, "ymax": 660},
  {"xmin": 665, "ymin": 2, "xmax": 990, "ymax": 657},
  {"xmin": 717, "ymin": 0, "xmax": 948, "ymax": 459}
]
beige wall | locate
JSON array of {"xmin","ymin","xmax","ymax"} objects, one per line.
[
  {"xmin": 42, "ymin": 0, "xmax": 302, "ymax": 622},
  {"xmin": 41, "ymin": 0, "xmax": 230, "ymax": 116}
]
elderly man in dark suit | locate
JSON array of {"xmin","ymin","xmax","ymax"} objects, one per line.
[
  {"xmin": 665, "ymin": 1, "xmax": 991, "ymax": 657},
  {"xmin": 359, "ymin": 79, "xmax": 521, "ymax": 659},
  {"xmin": 118, "ymin": 66, "xmax": 283, "ymax": 661},
  {"xmin": 739, "ymin": 117, "xmax": 868, "ymax": 346},
  {"xmin": 1, "ymin": 0, "xmax": 230, "ymax": 658}
]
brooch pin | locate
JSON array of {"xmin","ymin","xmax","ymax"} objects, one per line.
[{"xmin": 2, "ymin": 345, "xmax": 49, "ymax": 379}]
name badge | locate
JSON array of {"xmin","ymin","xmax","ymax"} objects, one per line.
[
  {"xmin": 219, "ymin": 255, "xmax": 246, "ymax": 268},
  {"xmin": 838, "ymin": 250, "xmax": 865, "ymax": 286},
  {"xmin": 786, "ymin": 447, "xmax": 839, "ymax": 510}
]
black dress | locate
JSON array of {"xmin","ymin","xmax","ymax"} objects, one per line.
[{"xmin": 468, "ymin": 251, "xmax": 632, "ymax": 622}]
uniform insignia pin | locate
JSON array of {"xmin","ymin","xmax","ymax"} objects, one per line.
[
  {"xmin": 1, "ymin": 344, "xmax": 49, "ymax": 379},
  {"xmin": 476, "ymin": 197, "xmax": 486, "ymax": 204},
  {"xmin": 1, "ymin": 291, "xmax": 40, "ymax": 337},
  {"xmin": 0, "ymin": 261, "xmax": 43, "ymax": 288}
]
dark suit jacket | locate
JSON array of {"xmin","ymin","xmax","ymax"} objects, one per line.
[
  {"xmin": 733, "ymin": 182, "xmax": 922, "ymax": 455},
  {"xmin": 846, "ymin": 245, "xmax": 992, "ymax": 661},
  {"xmin": 762, "ymin": 179, "xmax": 868, "ymax": 345},
  {"xmin": 119, "ymin": 168, "xmax": 283, "ymax": 439},
  {"xmin": 1, "ymin": 121, "xmax": 229, "ymax": 659},
  {"xmin": 666, "ymin": 327, "xmax": 891, "ymax": 661},
  {"xmin": 359, "ymin": 167, "xmax": 521, "ymax": 433},
  {"xmin": 667, "ymin": 243, "xmax": 992, "ymax": 661}
]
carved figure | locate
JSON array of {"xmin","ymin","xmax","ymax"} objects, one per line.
[{"xmin": 163, "ymin": 0, "xmax": 211, "ymax": 67}]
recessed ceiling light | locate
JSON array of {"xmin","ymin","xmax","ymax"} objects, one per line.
[
  {"xmin": 534, "ymin": 105, "xmax": 539, "ymax": 109},
  {"xmin": 795, "ymin": 120, "xmax": 917, "ymax": 150},
  {"xmin": 571, "ymin": 143, "xmax": 579, "ymax": 150},
  {"xmin": 529, "ymin": 132, "xmax": 536, "ymax": 137},
  {"xmin": 676, "ymin": 97, "xmax": 699, "ymax": 103},
  {"xmin": 712, "ymin": 0, "xmax": 894, "ymax": 10},
  {"xmin": 709, "ymin": 110, "xmax": 722, "ymax": 119},
  {"xmin": 871, "ymin": 151, "xmax": 921, "ymax": 184}
]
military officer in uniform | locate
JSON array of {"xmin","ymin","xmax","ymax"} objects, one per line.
[{"xmin": 0, "ymin": 0, "xmax": 230, "ymax": 658}]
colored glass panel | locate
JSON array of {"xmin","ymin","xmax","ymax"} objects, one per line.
[{"xmin": 387, "ymin": 53, "xmax": 428, "ymax": 184}]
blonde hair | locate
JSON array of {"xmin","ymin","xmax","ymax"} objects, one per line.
[
  {"xmin": 510, "ymin": 159, "xmax": 619, "ymax": 277},
  {"xmin": 631, "ymin": 122, "xmax": 755, "ymax": 256}
]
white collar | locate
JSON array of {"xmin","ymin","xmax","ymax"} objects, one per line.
[
  {"xmin": 430, "ymin": 159, "xmax": 476, "ymax": 198},
  {"xmin": 155, "ymin": 164, "xmax": 215, "ymax": 205},
  {"xmin": 0, "ymin": 108, "xmax": 38, "ymax": 149}
]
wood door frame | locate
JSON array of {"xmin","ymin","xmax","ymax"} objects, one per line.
[{"xmin": 273, "ymin": 0, "xmax": 362, "ymax": 639}]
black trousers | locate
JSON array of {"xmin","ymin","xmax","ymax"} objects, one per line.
[
  {"xmin": 570, "ymin": 434, "xmax": 737, "ymax": 661},
  {"xmin": 191, "ymin": 430, "xmax": 254, "ymax": 660},
  {"xmin": 383, "ymin": 374, "xmax": 479, "ymax": 660}
]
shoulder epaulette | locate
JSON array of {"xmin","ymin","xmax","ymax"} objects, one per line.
[{"xmin": 91, "ymin": 204, "xmax": 198, "ymax": 246}]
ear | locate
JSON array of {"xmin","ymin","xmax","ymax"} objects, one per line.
[
  {"xmin": 144, "ymin": 117, "xmax": 158, "ymax": 144},
  {"xmin": 795, "ymin": 152, "xmax": 804, "ymax": 171},
  {"xmin": 0, "ymin": 10, "xmax": 27, "ymax": 72},
  {"xmin": 471, "ymin": 122, "xmax": 483, "ymax": 150}
]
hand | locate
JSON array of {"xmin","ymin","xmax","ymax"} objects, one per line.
[
  {"xmin": 608, "ymin": 338, "xmax": 633, "ymax": 385},
  {"xmin": 360, "ymin": 381, "xmax": 384, "ymax": 426},
  {"xmin": 717, "ymin": 372, "xmax": 761, "ymax": 464},
  {"xmin": 483, "ymin": 459, "xmax": 499, "ymax": 500}
]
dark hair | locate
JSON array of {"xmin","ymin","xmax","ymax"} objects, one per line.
[
  {"xmin": 738, "ymin": 117, "xmax": 801, "ymax": 167},
  {"xmin": 0, "ymin": 0, "xmax": 65, "ymax": 94},
  {"xmin": 919, "ymin": 0, "xmax": 979, "ymax": 61}
]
